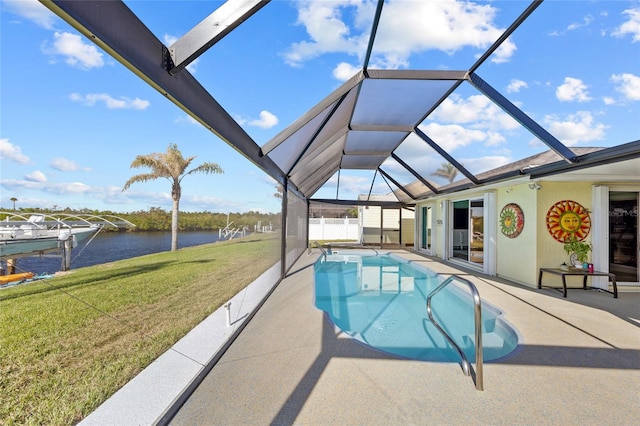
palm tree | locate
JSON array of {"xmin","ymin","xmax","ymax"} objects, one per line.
[
  {"xmin": 123, "ymin": 143, "xmax": 223, "ymax": 251},
  {"xmin": 431, "ymin": 162, "xmax": 458, "ymax": 184},
  {"xmin": 10, "ymin": 197, "xmax": 17, "ymax": 211}
]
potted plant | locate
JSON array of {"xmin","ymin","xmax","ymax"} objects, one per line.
[{"xmin": 563, "ymin": 236, "xmax": 592, "ymax": 267}]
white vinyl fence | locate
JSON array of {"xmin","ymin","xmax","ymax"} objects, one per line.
[{"xmin": 308, "ymin": 217, "xmax": 360, "ymax": 241}]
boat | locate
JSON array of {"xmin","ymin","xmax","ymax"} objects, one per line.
[
  {"xmin": 0, "ymin": 272, "xmax": 34, "ymax": 285},
  {"xmin": 0, "ymin": 213, "xmax": 102, "ymax": 260},
  {"xmin": 0, "ymin": 272, "xmax": 55, "ymax": 287}
]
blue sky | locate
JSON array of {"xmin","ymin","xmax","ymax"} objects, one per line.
[{"xmin": 1, "ymin": 0, "xmax": 639, "ymax": 213}]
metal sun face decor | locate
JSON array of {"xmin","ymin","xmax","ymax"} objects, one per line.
[
  {"xmin": 499, "ymin": 203, "xmax": 524, "ymax": 238},
  {"xmin": 546, "ymin": 199, "xmax": 591, "ymax": 242}
]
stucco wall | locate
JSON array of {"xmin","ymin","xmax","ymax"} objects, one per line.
[
  {"xmin": 535, "ymin": 181, "xmax": 593, "ymax": 287},
  {"xmin": 496, "ymin": 184, "xmax": 538, "ymax": 286},
  {"xmin": 496, "ymin": 181, "xmax": 594, "ymax": 287},
  {"xmin": 416, "ymin": 181, "xmax": 596, "ymax": 288}
]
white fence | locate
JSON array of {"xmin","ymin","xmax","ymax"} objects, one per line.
[{"xmin": 308, "ymin": 217, "xmax": 360, "ymax": 241}]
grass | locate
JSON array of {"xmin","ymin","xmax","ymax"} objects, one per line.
[{"xmin": 0, "ymin": 233, "xmax": 280, "ymax": 425}]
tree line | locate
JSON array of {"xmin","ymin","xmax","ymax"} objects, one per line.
[{"xmin": 0, "ymin": 206, "xmax": 281, "ymax": 233}]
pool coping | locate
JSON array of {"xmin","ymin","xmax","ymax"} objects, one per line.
[{"xmin": 80, "ymin": 262, "xmax": 282, "ymax": 425}]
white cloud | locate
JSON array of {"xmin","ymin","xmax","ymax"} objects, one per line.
[
  {"xmin": 544, "ymin": 111, "xmax": 609, "ymax": 146},
  {"xmin": 333, "ymin": 62, "xmax": 360, "ymax": 81},
  {"xmin": 49, "ymin": 182, "xmax": 92, "ymax": 195},
  {"xmin": 507, "ymin": 79, "xmax": 528, "ymax": 93},
  {"xmin": 390, "ymin": 134, "xmax": 446, "ymax": 171},
  {"xmin": 284, "ymin": 0, "xmax": 514, "ymax": 69},
  {"xmin": 549, "ymin": 14, "xmax": 594, "ymax": 37},
  {"xmin": 0, "ymin": 139, "xmax": 31, "ymax": 164},
  {"xmin": 69, "ymin": 93, "xmax": 150, "ymax": 110},
  {"xmin": 611, "ymin": 73, "xmax": 640, "ymax": 101},
  {"xmin": 461, "ymin": 155, "xmax": 511, "ymax": 175},
  {"xmin": 283, "ymin": 0, "xmax": 370, "ymax": 67},
  {"xmin": 164, "ymin": 34, "xmax": 178, "ymax": 45},
  {"xmin": 0, "ymin": 179, "xmax": 179, "ymax": 210},
  {"xmin": 182, "ymin": 194, "xmax": 241, "ymax": 211},
  {"xmin": 42, "ymin": 31, "xmax": 104, "ymax": 70},
  {"xmin": 3, "ymin": 0, "xmax": 57, "ymax": 30},
  {"xmin": 429, "ymin": 94, "xmax": 520, "ymax": 131},
  {"xmin": 0, "ymin": 179, "xmax": 92, "ymax": 195},
  {"xmin": 236, "ymin": 110, "xmax": 279, "ymax": 129},
  {"xmin": 603, "ymin": 96, "xmax": 616, "ymax": 105},
  {"xmin": 326, "ymin": 173, "xmax": 373, "ymax": 195},
  {"xmin": 612, "ymin": 7, "xmax": 640, "ymax": 42},
  {"xmin": 25, "ymin": 170, "xmax": 47, "ymax": 183},
  {"xmin": 420, "ymin": 123, "xmax": 486, "ymax": 152},
  {"xmin": 490, "ymin": 38, "xmax": 517, "ymax": 64},
  {"xmin": 556, "ymin": 77, "xmax": 592, "ymax": 102},
  {"xmin": 50, "ymin": 157, "xmax": 90, "ymax": 172},
  {"xmin": 567, "ymin": 15, "xmax": 594, "ymax": 31},
  {"xmin": 414, "ymin": 94, "xmax": 525, "ymax": 155},
  {"xmin": 114, "ymin": 189, "xmax": 172, "ymax": 206},
  {"xmin": 374, "ymin": 1, "xmax": 510, "ymax": 67}
]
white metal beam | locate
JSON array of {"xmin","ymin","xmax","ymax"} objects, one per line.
[{"xmin": 167, "ymin": 0, "xmax": 268, "ymax": 75}]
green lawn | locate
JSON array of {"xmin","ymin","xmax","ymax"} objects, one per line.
[{"xmin": 0, "ymin": 233, "xmax": 280, "ymax": 425}]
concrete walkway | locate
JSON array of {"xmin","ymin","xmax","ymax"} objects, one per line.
[{"xmin": 168, "ymin": 250, "xmax": 640, "ymax": 425}]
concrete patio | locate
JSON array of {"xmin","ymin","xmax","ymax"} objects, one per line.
[{"xmin": 166, "ymin": 250, "xmax": 639, "ymax": 425}]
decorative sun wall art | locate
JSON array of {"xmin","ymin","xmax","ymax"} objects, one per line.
[
  {"xmin": 546, "ymin": 199, "xmax": 591, "ymax": 242},
  {"xmin": 499, "ymin": 203, "xmax": 525, "ymax": 238}
]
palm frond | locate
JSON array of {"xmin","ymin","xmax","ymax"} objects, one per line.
[
  {"xmin": 122, "ymin": 173, "xmax": 162, "ymax": 191},
  {"xmin": 431, "ymin": 163, "xmax": 458, "ymax": 183},
  {"xmin": 184, "ymin": 162, "xmax": 224, "ymax": 177}
]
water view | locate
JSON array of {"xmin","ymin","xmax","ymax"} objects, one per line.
[{"xmin": 8, "ymin": 231, "xmax": 224, "ymax": 275}]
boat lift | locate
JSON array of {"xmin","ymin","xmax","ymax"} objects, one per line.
[
  {"xmin": 218, "ymin": 213, "xmax": 248, "ymax": 240},
  {"xmin": 0, "ymin": 212, "xmax": 136, "ymax": 274}
]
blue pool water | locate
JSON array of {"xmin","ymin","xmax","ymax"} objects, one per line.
[{"xmin": 314, "ymin": 252, "xmax": 519, "ymax": 362}]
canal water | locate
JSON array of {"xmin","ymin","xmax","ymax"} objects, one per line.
[{"xmin": 6, "ymin": 231, "xmax": 224, "ymax": 275}]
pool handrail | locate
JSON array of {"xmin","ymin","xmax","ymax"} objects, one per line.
[
  {"xmin": 426, "ymin": 275, "xmax": 484, "ymax": 391},
  {"xmin": 309, "ymin": 241, "xmax": 329, "ymax": 258}
]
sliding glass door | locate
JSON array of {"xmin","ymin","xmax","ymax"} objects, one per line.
[
  {"xmin": 610, "ymin": 192, "xmax": 639, "ymax": 284},
  {"xmin": 451, "ymin": 199, "xmax": 484, "ymax": 264}
]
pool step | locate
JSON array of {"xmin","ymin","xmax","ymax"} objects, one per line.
[
  {"xmin": 463, "ymin": 331, "xmax": 505, "ymax": 359},
  {"xmin": 483, "ymin": 317, "xmax": 496, "ymax": 333}
]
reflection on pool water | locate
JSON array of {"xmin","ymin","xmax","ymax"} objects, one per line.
[{"xmin": 314, "ymin": 252, "xmax": 519, "ymax": 362}]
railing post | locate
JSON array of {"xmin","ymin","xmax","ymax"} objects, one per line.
[
  {"xmin": 224, "ymin": 302, "xmax": 231, "ymax": 327},
  {"xmin": 426, "ymin": 275, "xmax": 483, "ymax": 391}
]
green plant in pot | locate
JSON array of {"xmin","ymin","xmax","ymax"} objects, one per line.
[{"xmin": 563, "ymin": 236, "xmax": 592, "ymax": 267}]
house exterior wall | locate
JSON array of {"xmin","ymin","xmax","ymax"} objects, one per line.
[
  {"xmin": 415, "ymin": 181, "xmax": 596, "ymax": 289},
  {"xmin": 535, "ymin": 181, "xmax": 594, "ymax": 288},
  {"xmin": 496, "ymin": 184, "xmax": 538, "ymax": 286},
  {"xmin": 360, "ymin": 206, "xmax": 381, "ymax": 245}
]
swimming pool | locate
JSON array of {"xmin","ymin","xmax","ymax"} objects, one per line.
[{"xmin": 314, "ymin": 252, "xmax": 519, "ymax": 362}]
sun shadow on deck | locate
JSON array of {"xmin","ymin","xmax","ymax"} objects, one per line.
[
  {"xmin": 497, "ymin": 344, "xmax": 640, "ymax": 369},
  {"xmin": 270, "ymin": 313, "xmax": 398, "ymax": 424},
  {"xmin": 270, "ymin": 313, "xmax": 639, "ymax": 425},
  {"xmin": 169, "ymin": 252, "xmax": 640, "ymax": 425}
]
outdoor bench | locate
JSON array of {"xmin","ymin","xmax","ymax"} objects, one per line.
[{"xmin": 538, "ymin": 268, "xmax": 618, "ymax": 298}]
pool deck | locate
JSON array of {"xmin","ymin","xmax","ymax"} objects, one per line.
[
  {"xmin": 86, "ymin": 249, "xmax": 640, "ymax": 425},
  {"xmin": 170, "ymin": 249, "xmax": 640, "ymax": 425}
]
